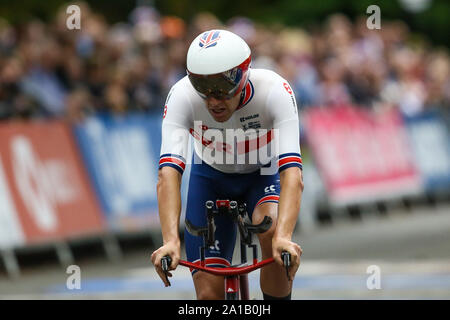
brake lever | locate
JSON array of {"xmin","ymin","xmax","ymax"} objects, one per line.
[
  {"xmin": 281, "ymin": 251, "xmax": 291, "ymax": 281},
  {"xmin": 161, "ymin": 255, "xmax": 172, "ymax": 287}
]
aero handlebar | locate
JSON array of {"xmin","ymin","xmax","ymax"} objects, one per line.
[
  {"xmin": 160, "ymin": 199, "xmax": 293, "ymax": 287},
  {"xmin": 161, "ymin": 251, "xmax": 291, "ymax": 284}
]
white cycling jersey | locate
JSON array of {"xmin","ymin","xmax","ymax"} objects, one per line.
[{"xmin": 159, "ymin": 68, "xmax": 302, "ymax": 174}]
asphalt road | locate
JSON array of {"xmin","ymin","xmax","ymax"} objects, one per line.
[{"xmin": 0, "ymin": 203, "xmax": 449, "ymax": 300}]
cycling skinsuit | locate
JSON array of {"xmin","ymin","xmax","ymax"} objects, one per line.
[{"xmin": 159, "ymin": 68, "xmax": 302, "ymax": 274}]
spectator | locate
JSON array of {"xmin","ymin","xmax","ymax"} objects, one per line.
[{"xmin": 0, "ymin": 4, "xmax": 448, "ymax": 123}]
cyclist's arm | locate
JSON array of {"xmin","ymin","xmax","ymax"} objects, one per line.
[
  {"xmin": 151, "ymin": 82, "xmax": 192, "ymax": 285},
  {"xmin": 266, "ymin": 76, "xmax": 304, "ymax": 278},
  {"xmin": 158, "ymin": 83, "xmax": 191, "ymax": 233},
  {"xmin": 157, "ymin": 166, "xmax": 182, "ymax": 247},
  {"xmin": 152, "ymin": 165, "xmax": 183, "ymax": 286},
  {"xmin": 276, "ymin": 167, "xmax": 303, "ymax": 241}
]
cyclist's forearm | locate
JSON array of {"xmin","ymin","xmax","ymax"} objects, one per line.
[
  {"xmin": 157, "ymin": 168, "xmax": 182, "ymax": 244},
  {"xmin": 275, "ymin": 168, "xmax": 304, "ymax": 239}
]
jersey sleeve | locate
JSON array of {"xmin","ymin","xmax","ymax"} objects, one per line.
[
  {"xmin": 159, "ymin": 83, "xmax": 192, "ymax": 174},
  {"xmin": 266, "ymin": 78, "xmax": 302, "ymax": 172}
]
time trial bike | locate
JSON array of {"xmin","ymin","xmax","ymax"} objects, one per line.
[{"xmin": 161, "ymin": 199, "xmax": 291, "ymax": 300}]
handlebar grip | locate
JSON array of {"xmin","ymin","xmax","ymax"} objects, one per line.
[
  {"xmin": 161, "ymin": 255, "xmax": 172, "ymax": 272},
  {"xmin": 281, "ymin": 251, "xmax": 291, "ymax": 281},
  {"xmin": 161, "ymin": 255, "xmax": 172, "ymax": 287},
  {"xmin": 281, "ymin": 251, "xmax": 291, "ymax": 267}
]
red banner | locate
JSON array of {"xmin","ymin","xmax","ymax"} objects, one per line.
[
  {"xmin": 0, "ymin": 121, "xmax": 105, "ymax": 246},
  {"xmin": 303, "ymin": 106, "xmax": 422, "ymax": 206}
]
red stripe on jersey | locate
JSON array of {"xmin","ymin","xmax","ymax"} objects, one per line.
[
  {"xmin": 255, "ymin": 195, "xmax": 279, "ymax": 207},
  {"xmin": 237, "ymin": 129, "xmax": 274, "ymax": 154},
  {"xmin": 236, "ymin": 79, "xmax": 253, "ymax": 110},
  {"xmin": 159, "ymin": 157, "xmax": 186, "ymax": 170},
  {"xmin": 278, "ymin": 156, "xmax": 302, "ymax": 167}
]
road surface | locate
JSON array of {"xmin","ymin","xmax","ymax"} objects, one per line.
[{"xmin": 1, "ymin": 203, "xmax": 449, "ymax": 299}]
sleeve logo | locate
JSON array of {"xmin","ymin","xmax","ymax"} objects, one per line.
[{"xmin": 283, "ymin": 82, "xmax": 293, "ymax": 95}]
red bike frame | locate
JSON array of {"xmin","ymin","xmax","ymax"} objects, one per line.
[{"xmin": 161, "ymin": 200, "xmax": 290, "ymax": 300}]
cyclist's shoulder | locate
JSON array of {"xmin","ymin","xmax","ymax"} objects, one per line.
[
  {"xmin": 168, "ymin": 75, "xmax": 192, "ymax": 94},
  {"xmin": 249, "ymin": 68, "xmax": 292, "ymax": 96},
  {"xmin": 250, "ymin": 68, "xmax": 286, "ymax": 85},
  {"xmin": 165, "ymin": 76, "xmax": 199, "ymax": 108},
  {"xmin": 249, "ymin": 69, "xmax": 297, "ymax": 118}
]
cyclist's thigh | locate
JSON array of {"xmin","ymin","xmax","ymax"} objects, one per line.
[
  {"xmin": 184, "ymin": 164, "xmax": 237, "ymax": 273},
  {"xmin": 245, "ymin": 172, "xmax": 280, "ymax": 255},
  {"xmin": 245, "ymin": 171, "xmax": 280, "ymax": 221}
]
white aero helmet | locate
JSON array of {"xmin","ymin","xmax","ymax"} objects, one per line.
[{"xmin": 186, "ymin": 29, "xmax": 251, "ymax": 100}]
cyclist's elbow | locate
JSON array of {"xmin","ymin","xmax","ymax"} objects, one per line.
[
  {"xmin": 298, "ymin": 171, "xmax": 304, "ymax": 192},
  {"xmin": 280, "ymin": 167, "xmax": 304, "ymax": 193},
  {"xmin": 157, "ymin": 167, "xmax": 181, "ymax": 194},
  {"xmin": 294, "ymin": 174, "xmax": 304, "ymax": 196},
  {"xmin": 157, "ymin": 168, "xmax": 169, "ymax": 194},
  {"xmin": 156, "ymin": 175, "xmax": 163, "ymax": 195}
]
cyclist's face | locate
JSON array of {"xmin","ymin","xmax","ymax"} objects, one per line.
[{"xmin": 204, "ymin": 94, "xmax": 241, "ymax": 122}]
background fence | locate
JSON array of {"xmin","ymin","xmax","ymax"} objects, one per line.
[{"xmin": 1, "ymin": 104, "xmax": 449, "ymax": 277}]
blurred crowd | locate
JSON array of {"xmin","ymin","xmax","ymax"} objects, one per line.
[{"xmin": 0, "ymin": 2, "xmax": 449, "ymax": 122}]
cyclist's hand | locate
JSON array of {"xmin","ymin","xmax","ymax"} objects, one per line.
[
  {"xmin": 272, "ymin": 237, "xmax": 302, "ymax": 281},
  {"xmin": 151, "ymin": 241, "xmax": 180, "ymax": 287}
]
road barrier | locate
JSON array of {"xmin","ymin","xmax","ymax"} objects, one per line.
[
  {"xmin": 302, "ymin": 105, "xmax": 450, "ymax": 209},
  {"xmin": 0, "ymin": 106, "xmax": 448, "ymax": 276}
]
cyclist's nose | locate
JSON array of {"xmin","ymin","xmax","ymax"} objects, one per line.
[{"xmin": 206, "ymin": 97, "xmax": 222, "ymax": 107}]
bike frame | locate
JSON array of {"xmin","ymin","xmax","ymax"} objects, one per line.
[
  {"xmin": 161, "ymin": 199, "xmax": 290, "ymax": 300},
  {"xmin": 178, "ymin": 257, "xmax": 275, "ymax": 300}
]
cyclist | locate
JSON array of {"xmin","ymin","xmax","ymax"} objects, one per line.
[{"xmin": 151, "ymin": 29, "xmax": 303, "ymax": 300}]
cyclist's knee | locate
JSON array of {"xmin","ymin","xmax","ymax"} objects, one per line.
[
  {"xmin": 258, "ymin": 227, "xmax": 275, "ymax": 252},
  {"xmin": 252, "ymin": 202, "xmax": 277, "ymax": 223},
  {"xmin": 252, "ymin": 203, "xmax": 277, "ymax": 244},
  {"xmin": 193, "ymin": 273, "xmax": 225, "ymax": 300}
]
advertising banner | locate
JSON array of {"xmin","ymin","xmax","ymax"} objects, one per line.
[
  {"xmin": 403, "ymin": 109, "xmax": 450, "ymax": 192},
  {"xmin": 303, "ymin": 105, "xmax": 423, "ymax": 206},
  {"xmin": 0, "ymin": 156, "xmax": 25, "ymax": 249},
  {"xmin": 0, "ymin": 121, "xmax": 105, "ymax": 247},
  {"xmin": 74, "ymin": 113, "xmax": 163, "ymax": 231}
]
